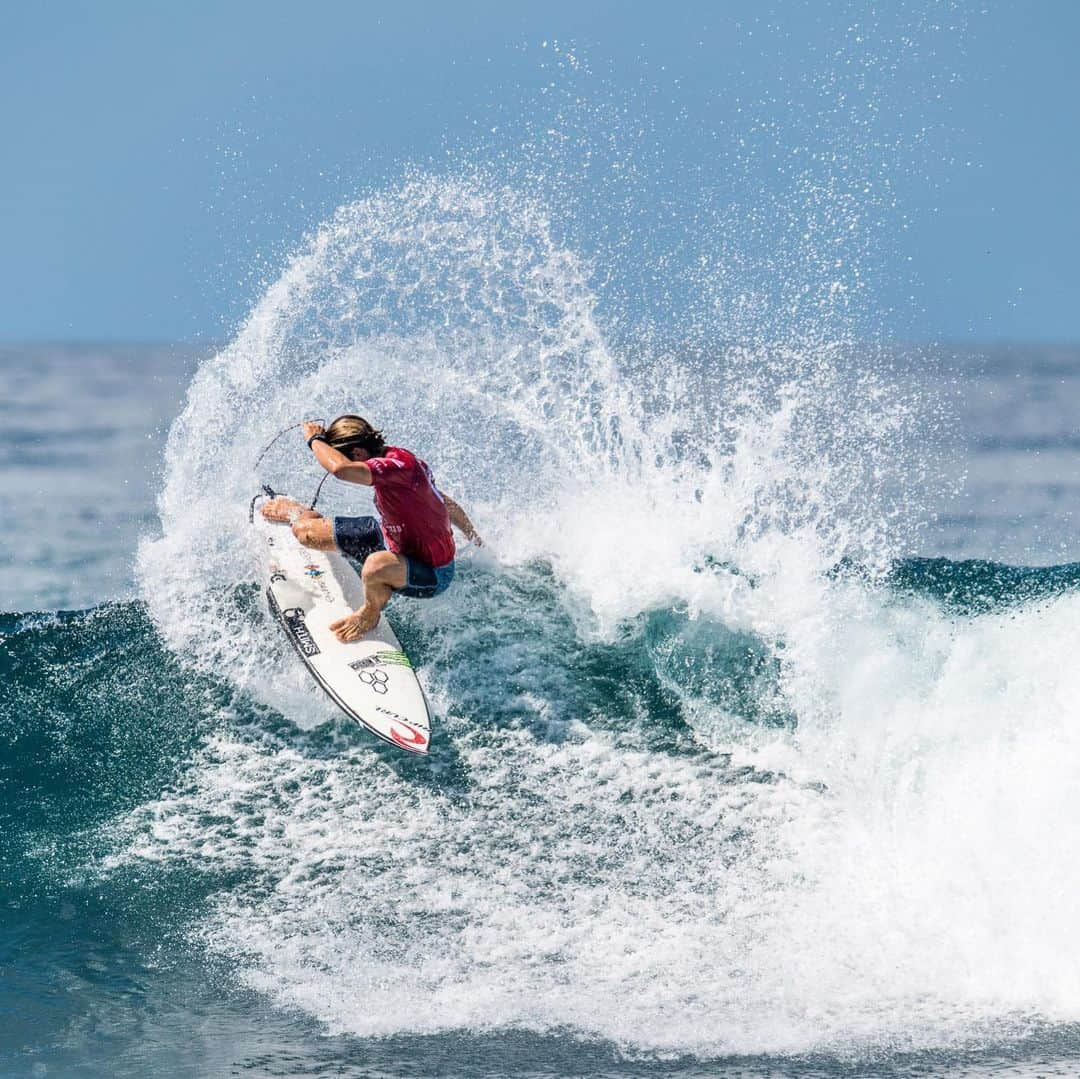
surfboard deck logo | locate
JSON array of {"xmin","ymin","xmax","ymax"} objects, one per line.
[
  {"xmin": 282, "ymin": 607, "xmax": 320, "ymax": 656},
  {"xmin": 349, "ymin": 650, "xmax": 412, "ymax": 671},
  {"xmin": 388, "ymin": 719, "xmax": 427, "ymax": 749},
  {"xmin": 356, "ymin": 669, "xmax": 389, "ymax": 694}
]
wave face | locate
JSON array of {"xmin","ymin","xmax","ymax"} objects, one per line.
[
  {"xmin": 24, "ymin": 174, "xmax": 1054, "ymax": 1065},
  {"xmin": 7, "ymin": 550, "xmax": 1080, "ymax": 1067}
]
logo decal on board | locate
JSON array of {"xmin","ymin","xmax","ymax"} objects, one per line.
[
  {"xmin": 303, "ymin": 562, "xmax": 325, "ymax": 579},
  {"xmin": 348, "ymin": 650, "xmax": 412, "ymax": 671},
  {"xmin": 355, "ymin": 669, "xmax": 389, "ymax": 694},
  {"xmin": 282, "ymin": 607, "xmax": 320, "ymax": 657},
  {"xmin": 389, "ymin": 720, "xmax": 427, "ymax": 749}
]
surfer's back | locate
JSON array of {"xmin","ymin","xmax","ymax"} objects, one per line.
[{"xmin": 367, "ymin": 446, "xmax": 455, "ymax": 567}]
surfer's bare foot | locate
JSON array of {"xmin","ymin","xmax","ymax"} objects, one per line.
[
  {"xmin": 330, "ymin": 605, "xmax": 380, "ymax": 642},
  {"xmin": 261, "ymin": 497, "xmax": 318, "ymax": 523}
]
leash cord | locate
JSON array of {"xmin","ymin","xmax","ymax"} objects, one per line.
[{"xmin": 251, "ymin": 419, "xmax": 332, "ymax": 519}]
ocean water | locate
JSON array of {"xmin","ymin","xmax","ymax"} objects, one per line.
[
  {"xmin": 4, "ymin": 181, "xmax": 1080, "ymax": 1079},
  {"xmin": 0, "ymin": 344, "xmax": 201, "ymax": 613}
]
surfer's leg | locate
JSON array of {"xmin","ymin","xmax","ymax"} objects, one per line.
[
  {"xmin": 329, "ymin": 551, "xmax": 408, "ymax": 641},
  {"xmin": 261, "ymin": 496, "xmax": 321, "ymax": 524},
  {"xmin": 291, "ymin": 516, "xmax": 337, "ymax": 552}
]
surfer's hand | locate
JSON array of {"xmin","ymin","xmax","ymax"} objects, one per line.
[{"xmin": 302, "ymin": 421, "xmax": 325, "ymax": 443}]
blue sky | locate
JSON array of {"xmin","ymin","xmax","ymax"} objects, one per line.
[{"xmin": 2, "ymin": 1, "xmax": 1077, "ymax": 342}]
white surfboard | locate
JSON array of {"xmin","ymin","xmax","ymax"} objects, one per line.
[{"xmin": 252, "ymin": 499, "xmax": 432, "ymax": 754}]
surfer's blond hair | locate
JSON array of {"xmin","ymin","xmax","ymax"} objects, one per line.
[{"xmin": 325, "ymin": 414, "xmax": 386, "ymax": 458}]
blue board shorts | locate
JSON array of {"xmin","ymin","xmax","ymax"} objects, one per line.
[{"xmin": 333, "ymin": 515, "xmax": 455, "ymax": 599}]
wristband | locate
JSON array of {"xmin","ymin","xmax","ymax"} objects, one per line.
[{"xmin": 307, "ymin": 433, "xmax": 329, "ymax": 449}]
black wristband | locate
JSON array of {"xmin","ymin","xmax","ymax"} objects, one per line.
[{"xmin": 307, "ymin": 433, "xmax": 329, "ymax": 449}]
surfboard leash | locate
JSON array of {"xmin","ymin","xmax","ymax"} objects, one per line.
[
  {"xmin": 251, "ymin": 418, "xmax": 332, "ymax": 521},
  {"xmin": 253, "ymin": 420, "xmax": 325, "ymax": 472}
]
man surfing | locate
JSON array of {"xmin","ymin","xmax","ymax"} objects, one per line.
[{"xmin": 261, "ymin": 415, "xmax": 481, "ymax": 642}]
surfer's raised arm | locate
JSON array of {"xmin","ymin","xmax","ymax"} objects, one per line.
[{"xmin": 303, "ymin": 421, "xmax": 373, "ymax": 485}]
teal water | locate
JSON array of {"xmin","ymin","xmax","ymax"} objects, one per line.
[{"xmin": 5, "ymin": 555, "xmax": 1080, "ymax": 1076}]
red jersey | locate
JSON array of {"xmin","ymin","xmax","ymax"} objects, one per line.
[{"xmin": 367, "ymin": 447, "xmax": 456, "ymax": 567}]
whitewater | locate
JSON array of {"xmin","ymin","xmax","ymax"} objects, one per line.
[
  {"xmin": 5, "ymin": 27, "xmax": 1080, "ymax": 1063},
  {"xmin": 5, "ymin": 171, "xmax": 1079, "ymax": 1078}
]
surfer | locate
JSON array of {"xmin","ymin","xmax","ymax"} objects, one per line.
[{"xmin": 260, "ymin": 415, "xmax": 481, "ymax": 642}]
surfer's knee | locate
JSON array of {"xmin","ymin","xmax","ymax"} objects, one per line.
[
  {"xmin": 361, "ymin": 550, "xmax": 406, "ymax": 588},
  {"xmin": 291, "ymin": 518, "xmax": 334, "ymax": 551},
  {"xmin": 360, "ymin": 550, "xmax": 393, "ymax": 580}
]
